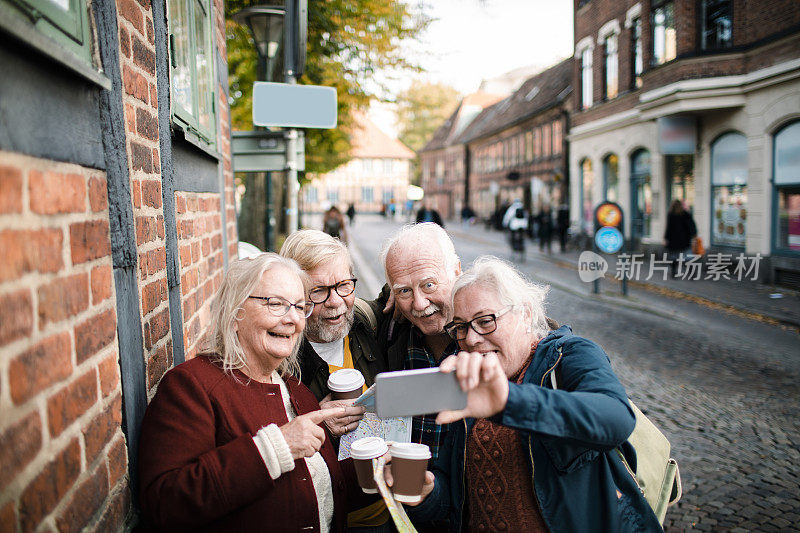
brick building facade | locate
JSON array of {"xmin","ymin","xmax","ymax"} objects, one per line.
[
  {"xmin": 460, "ymin": 59, "xmax": 573, "ymax": 221},
  {"xmin": 419, "ymin": 92, "xmax": 504, "ymax": 220},
  {"xmin": 0, "ymin": 0, "xmax": 237, "ymax": 527},
  {"xmin": 570, "ymin": 0, "xmax": 800, "ymax": 287}
]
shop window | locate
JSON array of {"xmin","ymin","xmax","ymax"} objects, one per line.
[
  {"xmin": 603, "ymin": 34, "xmax": 618, "ymax": 100},
  {"xmin": 701, "ymin": 0, "xmax": 732, "ymax": 51},
  {"xmin": 552, "ymin": 121, "xmax": 563, "ymax": 155},
  {"xmin": 581, "ymin": 47, "xmax": 593, "ymax": 109},
  {"xmin": 774, "ymin": 121, "xmax": 800, "ymax": 253},
  {"xmin": 603, "ymin": 154, "xmax": 619, "ymax": 202},
  {"xmin": 631, "ymin": 17, "xmax": 643, "ymax": 89},
  {"xmin": 169, "ymin": 0, "xmax": 217, "ymax": 146},
  {"xmin": 630, "ymin": 149, "xmax": 653, "ymax": 239},
  {"xmin": 542, "ymin": 124, "xmax": 551, "ymax": 157},
  {"xmin": 526, "ymin": 131, "xmax": 533, "ymax": 162},
  {"xmin": 305, "ymin": 186, "xmax": 318, "ymax": 204},
  {"xmin": 652, "ymin": 1, "xmax": 676, "ymax": 65},
  {"xmin": 580, "ymin": 158, "xmax": 595, "ymax": 233},
  {"xmin": 361, "ymin": 186, "xmax": 374, "ymax": 203},
  {"xmin": 711, "ymin": 132, "xmax": 748, "ymax": 247}
]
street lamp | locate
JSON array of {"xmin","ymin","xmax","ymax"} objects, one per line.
[
  {"xmin": 233, "ymin": 5, "xmax": 286, "ymax": 251},
  {"xmin": 233, "ymin": 6, "xmax": 285, "ymax": 82}
]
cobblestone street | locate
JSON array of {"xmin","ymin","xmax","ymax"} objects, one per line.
[{"xmin": 341, "ymin": 214, "xmax": 800, "ymax": 531}]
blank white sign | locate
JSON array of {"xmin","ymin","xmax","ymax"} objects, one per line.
[{"xmin": 253, "ymin": 82, "xmax": 338, "ymax": 129}]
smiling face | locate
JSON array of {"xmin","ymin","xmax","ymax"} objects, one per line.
[
  {"xmin": 386, "ymin": 243, "xmax": 460, "ymax": 336},
  {"xmin": 304, "ymin": 255, "xmax": 355, "ymax": 343},
  {"xmin": 452, "ymin": 283, "xmax": 533, "ymax": 377},
  {"xmin": 235, "ymin": 265, "xmax": 306, "ymax": 377}
]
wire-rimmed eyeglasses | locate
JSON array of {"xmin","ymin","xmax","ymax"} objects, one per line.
[
  {"xmin": 248, "ymin": 296, "xmax": 314, "ymax": 318},
  {"xmin": 308, "ymin": 278, "xmax": 357, "ymax": 304},
  {"xmin": 444, "ymin": 306, "xmax": 515, "ymax": 341}
]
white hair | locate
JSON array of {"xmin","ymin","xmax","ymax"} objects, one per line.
[
  {"xmin": 205, "ymin": 253, "xmax": 309, "ymax": 379},
  {"xmin": 380, "ymin": 223, "xmax": 459, "ymax": 281},
  {"xmin": 452, "ymin": 256, "xmax": 550, "ymax": 340}
]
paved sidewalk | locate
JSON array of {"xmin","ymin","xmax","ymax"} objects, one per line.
[{"xmin": 446, "ymin": 222, "xmax": 800, "ymax": 331}]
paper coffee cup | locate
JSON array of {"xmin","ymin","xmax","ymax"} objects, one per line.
[
  {"xmin": 389, "ymin": 443, "xmax": 431, "ymax": 503},
  {"xmin": 351, "ymin": 437, "xmax": 389, "ymax": 494},
  {"xmin": 327, "ymin": 369, "xmax": 365, "ymax": 399}
]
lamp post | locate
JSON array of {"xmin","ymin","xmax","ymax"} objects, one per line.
[{"xmin": 233, "ymin": 5, "xmax": 285, "ymax": 250}]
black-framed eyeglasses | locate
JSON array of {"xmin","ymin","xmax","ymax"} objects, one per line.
[
  {"xmin": 308, "ymin": 278, "xmax": 357, "ymax": 304},
  {"xmin": 444, "ymin": 306, "xmax": 515, "ymax": 341},
  {"xmin": 248, "ymin": 296, "xmax": 314, "ymax": 318}
]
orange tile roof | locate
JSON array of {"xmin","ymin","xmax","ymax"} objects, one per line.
[{"xmin": 350, "ymin": 112, "xmax": 415, "ymax": 159}]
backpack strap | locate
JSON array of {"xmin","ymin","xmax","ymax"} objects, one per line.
[{"xmin": 353, "ymin": 298, "xmax": 377, "ymax": 334}]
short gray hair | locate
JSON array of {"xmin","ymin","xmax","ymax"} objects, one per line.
[
  {"xmin": 280, "ymin": 229, "xmax": 353, "ymax": 274},
  {"xmin": 205, "ymin": 253, "xmax": 310, "ymax": 378},
  {"xmin": 380, "ymin": 223, "xmax": 459, "ymax": 281},
  {"xmin": 452, "ymin": 256, "xmax": 550, "ymax": 340}
]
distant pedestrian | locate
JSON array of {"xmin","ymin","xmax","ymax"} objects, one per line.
[
  {"xmin": 416, "ymin": 203, "xmax": 444, "ymax": 227},
  {"xmin": 346, "ymin": 203, "xmax": 356, "ymax": 225},
  {"xmin": 537, "ymin": 204, "xmax": 554, "ymax": 254},
  {"xmin": 557, "ymin": 204, "xmax": 570, "ymax": 253},
  {"xmin": 503, "ymin": 200, "xmax": 528, "ymax": 262},
  {"xmin": 664, "ymin": 200, "xmax": 697, "ymax": 277},
  {"xmin": 322, "ymin": 205, "xmax": 347, "ymax": 242}
]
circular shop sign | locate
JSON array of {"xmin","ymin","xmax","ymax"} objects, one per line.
[
  {"xmin": 596, "ymin": 203, "xmax": 623, "ymax": 227},
  {"xmin": 595, "ymin": 226, "xmax": 624, "ymax": 254}
]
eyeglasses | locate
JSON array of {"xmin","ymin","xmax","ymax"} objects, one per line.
[
  {"xmin": 444, "ymin": 306, "xmax": 515, "ymax": 341},
  {"xmin": 248, "ymin": 296, "xmax": 314, "ymax": 318},
  {"xmin": 308, "ymin": 278, "xmax": 357, "ymax": 304}
]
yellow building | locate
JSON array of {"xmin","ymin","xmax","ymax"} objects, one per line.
[{"xmin": 303, "ymin": 113, "xmax": 415, "ymax": 214}]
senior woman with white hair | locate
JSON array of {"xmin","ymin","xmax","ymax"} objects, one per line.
[
  {"xmin": 138, "ymin": 253, "xmax": 370, "ymax": 532},
  {"xmin": 403, "ymin": 256, "xmax": 662, "ymax": 532}
]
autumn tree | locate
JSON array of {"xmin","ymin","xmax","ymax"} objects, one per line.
[
  {"xmin": 226, "ymin": 0, "xmax": 430, "ymax": 174},
  {"xmin": 395, "ymin": 82, "xmax": 461, "ymax": 152}
]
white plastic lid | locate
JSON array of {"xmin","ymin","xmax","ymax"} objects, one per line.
[
  {"xmin": 327, "ymin": 368, "xmax": 365, "ymax": 392},
  {"xmin": 389, "ymin": 442, "xmax": 431, "ymax": 460},
  {"xmin": 350, "ymin": 437, "xmax": 389, "ymax": 460}
]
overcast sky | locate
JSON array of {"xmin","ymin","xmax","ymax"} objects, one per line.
[{"xmin": 370, "ymin": 0, "xmax": 575, "ymax": 136}]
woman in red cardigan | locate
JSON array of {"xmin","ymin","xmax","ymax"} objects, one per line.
[{"xmin": 138, "ymin": 253, "xmax": 368, "ymax": 532}]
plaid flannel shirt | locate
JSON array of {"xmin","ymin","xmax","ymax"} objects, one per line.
[{"xmin": 405, "ymin": 326, "xmax": 459, "ymax": 461}]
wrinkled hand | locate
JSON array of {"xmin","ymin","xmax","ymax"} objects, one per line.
[
  {"xmin": 319, "ymin": 395, "xmax": 366, "ymax": 436},
  {"xmin": 280, "ymin": 407, "xmax": 345, "ymax": 460},
  {"xmin": 435, "ymin": 351, "xmax": 510, "ymax": 425},
  {"xmin": 383, "ymin": 456, "xmax": 436, "ymax": 507}
]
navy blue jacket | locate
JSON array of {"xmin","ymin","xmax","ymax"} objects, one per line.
[{"xmin": 407, "ymin": 326, "xmax": 663, "ymax": 532}]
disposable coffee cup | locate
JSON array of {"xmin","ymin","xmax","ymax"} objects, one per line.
[
  {"xmin": 350, "ymin": 437, "xmax": 389, "ymax": 494},
  {"xmin": 328, "ymin": 369, "xmax": 365, "ymax": 400},
  {"xmin": 389, "ymin": 443, "xmax": 431, "ymax": 503}
]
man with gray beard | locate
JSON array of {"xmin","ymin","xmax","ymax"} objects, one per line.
[
  {"xmin": 280, "ymin": 230, "xmax": 392, "ymax": 435},
  {"xmin": 282, "ymin": 229, "xmax": 397, "ymax": 533}
]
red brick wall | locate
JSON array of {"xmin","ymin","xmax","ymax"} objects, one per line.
[
  {"xmin": 0, "ymin": 152, "xmax": 127, "ymax": 532},
  {"xmin": 0, "ymin": 0, "xmax": 237, "ymax": 527},
  {"xmin": 176, "ymin": 193, "xmax": 225, "ymax": 360}
]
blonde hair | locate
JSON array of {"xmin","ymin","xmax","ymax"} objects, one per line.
[
  {"xmin": 205, "ymin": 253, "xmax": 310, "ymax": 378},
  {"xmin": 279, "ymin": 229, "xmax": 353, "ymax": 273},
  {"xmin": 452, "ymin": 256, "xmax": 550, "ymax": 340}
]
